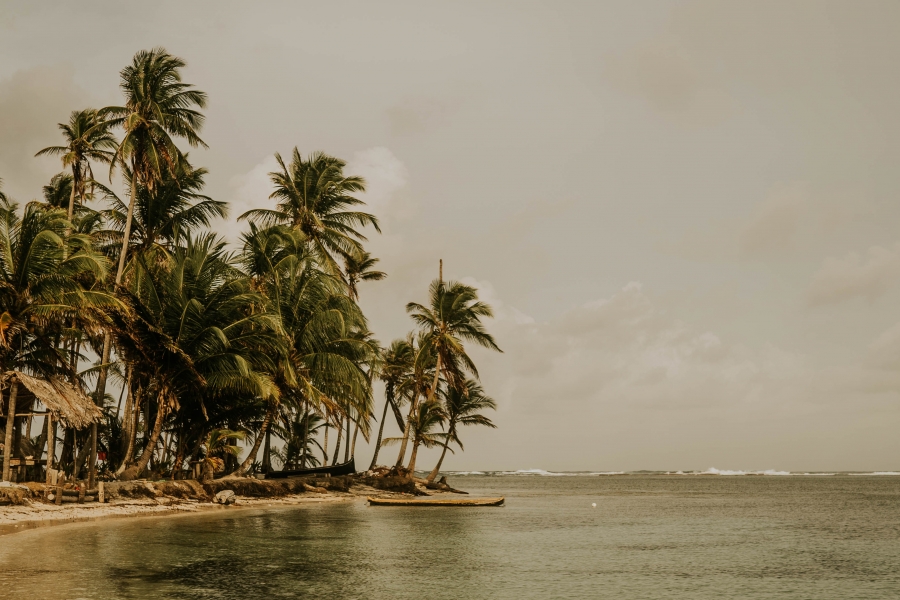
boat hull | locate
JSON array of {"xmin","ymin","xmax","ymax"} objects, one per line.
[
  {"xmin": 266, "ymin": 457, "xmax": 356, "ymax": 479},
  {"xmin": 367, "ymin": 496, "xmax": 505, "ymax": 507}
]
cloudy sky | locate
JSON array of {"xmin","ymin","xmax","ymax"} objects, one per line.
[{"xmin": 1, "ymin": 1, "xmax": 899, "ymax": 471}]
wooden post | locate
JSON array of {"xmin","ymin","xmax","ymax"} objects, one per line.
[
  {"xmin": 45, "ymin": 413, "xmax": 53, "ymax": 491},
  {"xmin": 55, "ymin": 473, "xmax": 63, "ymax": 505},
  {"xmin": 2, "ymin": 379, "xmax": 19, "ymax": 482},
  {"xmin": 98, "ymin": 481, "xmax": 104, "ymax": 503},
  {"xmin": 77, "ymin": 483, "xmax": 85, "ymax": 504}
]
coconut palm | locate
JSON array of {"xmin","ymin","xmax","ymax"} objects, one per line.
[
  {"xmin": 240, "ymin": 149, "xmax": 380, "ymax": 277},
  {"xmin": 35, "ymin": 109, "xmax": 117, "ymax": 221},
  {"xmin": 343, "ymin": 250, "xmax": 386, "ymax": 300},
  {"xmin": 41, "ymin": 173, "xmax": 74, "ymax": 211},
  {"xmin": 0, "ymin": 199, "xmax": 116, "ymax": 480},
  {"xmin": 271, "ymin": 411, "xmax": 325, "ymax": 469},
  {"xmin": 407, "ymin": 278, "xmax": 501, "ymax": 401},
  {"xmin": 369, "ymin": 337, "xmax": 413, "ymax": 469},
  {"xmin": 426, "ymin": 378, "xmax": 496, "ymax": 482},
  {"xmin": 199, "ymin": 429, "xmax": 246, "ymax": 481},
  {"xmin": 111, "ymin": 234, "xmax": 280, "ymax": 480},
  {"xmin": 383, "ymin": 399, "xmax": 446, "ymax": 475},
  {"xmin": 91, "ymin": 49, "xmax": 208, "ymax": 485}
]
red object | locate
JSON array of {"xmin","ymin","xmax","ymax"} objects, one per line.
[{"xmin": 98, "ymin": 451, "xmax": 107, "ymax": 461}]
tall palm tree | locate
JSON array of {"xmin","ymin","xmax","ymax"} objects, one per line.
[
  {"xmin": 240, "ymin": 149, "xmax": 380, "ymax": 277},
  {"xmin": 41, "ymin": 173, "xmax": 74, "ymax": 211},
  {"xmin": 426, "ymin": 378, "xmax": 496, "ymax": 482},
  {"xmin": 35, "ymin": 109, "xmax": 117, "ymax": 221},
  {"xmin": 343, "ymin": 250, "xmax": 386, "ymax": 300},
  {"xmin": 369, "ymin": 337, "xmax": 413, "ymax": 469},
  {"xmin": 92, "ymin": 48, "xmax": 208, "ymax": 485}
]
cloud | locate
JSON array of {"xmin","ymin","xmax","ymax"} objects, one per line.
[
  {"xmin": 346, "ymin": 147, "xmax": 411, "ymax": 223},
  {"xmin": 807, "ymin": 243, "xmax": 900, "ymax": 306}
]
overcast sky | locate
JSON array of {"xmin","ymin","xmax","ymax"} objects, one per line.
[{"xmin": 2, "ymin": 1, "xmax": 899, "ymax": 471}]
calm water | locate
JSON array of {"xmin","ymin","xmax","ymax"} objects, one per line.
[{"xmin": 1, "ymin": 475, "xmax": 899, "ymax": 599}]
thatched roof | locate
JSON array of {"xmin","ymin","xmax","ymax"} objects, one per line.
[{"xmin": 3, "ymin": 371, "xmax": 102, "ymax": 429}]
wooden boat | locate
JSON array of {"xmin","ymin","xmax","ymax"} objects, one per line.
[
  {"xmin": 367, "ymin": 496, "xmax": 505, "ymax": 507},
  {"xmin": 266, "ymin": 457, "xmax": 356, "ymax": 479}
]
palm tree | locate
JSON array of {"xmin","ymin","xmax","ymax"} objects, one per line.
[
  {"xmin": 426, "ymin": 379, "xmax": 496, "ymax": 482},
  {"xmin": 239, "ymin": 223, "xmax": 375, "ymax": 473},
  {"xmin": 199, "ymin": 429, "xmax": 246, "ymax": 481},
  {"xmin": 41, "ymin": 173, "xmax": 74, "ymax": 210},
  {"xmin": 111, "ymin": 234, "xmax": 280, "ymax": 480},
  {"xmin": 343, "ymin": 250, "xmax": 386, "ymax": 300},
  {"xmin": 92, "ymin": 48, "xmax": 208, "ymax": 485},
  {"xmin": 240, "ymin": 149, "xmax": 380, "ymax": 277},
  {"xmin": 369, "ymin": 337, "xmax": 413, "ymax": 469},
  {"xmin": 407, "ymin": 278, "xmax": 501, "ymax": 399},
  {"xmin": 35, "ymin": 109, "xmax": 117, "ymax": 222},
  {"xmin": 0, "ymin": 199, "xmax": 116, "ymax": 480},
  {"xmin": 383, "ymin": 399, "xmax": 445, "ymax": 475}
]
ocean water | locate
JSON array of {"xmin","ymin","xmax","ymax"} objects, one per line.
[{"xmin": 1, "ymin": 474, "xmax": 898, "ymax": 599}]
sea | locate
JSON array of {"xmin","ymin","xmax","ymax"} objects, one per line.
[{"xmin": 1, "ymin": 471, "xmax": 898, "ymax": 599}]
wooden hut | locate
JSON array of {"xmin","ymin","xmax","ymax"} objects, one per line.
[{"xmin": 1, "ymin": 371, "xmax": 102, "ymax": 483}]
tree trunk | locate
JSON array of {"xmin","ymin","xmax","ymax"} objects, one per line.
[
  {"xmin": 407, "ymin": 439, "xmax": 420, "ymax": 475},
  {"xmin": 116, "ymin": 387, "xmax": 140, "ymax": 475},
  {"xmin": 120, "ymin": 395, "xmax": 167, "ymax": 481},
  {"xmin": 2, "ymin": 381, "xmax": 18, "ymax": 481},
  {"xmin": 233, "ymin": 406, "xmax": 273, "ymax": 477},
  {"xmin": 119, "ymin": 372, "xmax": 134, "ymax": 456},
  {"xmin": 350, "ymin": 420, "xmax": 359, "ymax": 459},
  {"xmin": 344, "ymin": 416, "xmax": 351, "ymax": 462},
  {"xmin": 369, "ymin": 393, "xmax": 392, "ymax": 470},
  {"xmin": 300, "ymin": 402, "xmax": 308, "ymax": 468},
  {"xmin": 262, "ymin": 430, "xmax": 272, "ymax": 472},
  {"xmin": 331, "ymin": 416, "xmax": 343, "ymax": 466},
  {"xmin": 395, "ymin": 393, "xmax": 420, "ymax": 467},
  {"xmin": 426, "ymin": 428, "xmax": 454, "ymax": 483},
  {"xmin": 322, "ymin": 423, "xmax": 329, "ymax": 465},
  {"xmin": 92, "ymin": 174, "xmax": 138, "ymax": 486}
]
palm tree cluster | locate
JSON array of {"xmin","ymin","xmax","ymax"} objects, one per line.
[{"xmin": 0, "ymin": 47, "xmax": 500, "ymax": 486}]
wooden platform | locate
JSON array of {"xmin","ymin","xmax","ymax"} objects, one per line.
[{"xmin": 367, "ymin": 496, "xmax": 504, "ymax": 507}]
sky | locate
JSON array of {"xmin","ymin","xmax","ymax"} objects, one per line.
[{"xmin": 1, "ymin": 1, "xmax": 899, "ymax": 472}]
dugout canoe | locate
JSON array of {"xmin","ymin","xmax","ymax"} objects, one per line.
[
  {"xmin": 367, "ymin": 496, "xmax": 504, "ymax": 507},
  {"xmin": 266, "ymin": 457, "xmax": 356, "ymax": 479}
]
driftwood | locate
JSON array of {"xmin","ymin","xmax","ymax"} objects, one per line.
[{"xmin": 424, "ymin": 476, "xmax": 468, "ymax": 495}]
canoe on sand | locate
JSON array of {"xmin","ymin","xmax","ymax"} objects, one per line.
[{"xmin": 367, "ymin": 496, "xmax": 504, "ymax": 507}]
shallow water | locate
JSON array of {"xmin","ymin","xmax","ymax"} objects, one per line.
[{"xmin": 1, "ymin": 475, "xmax": 898, "ymax": 599}]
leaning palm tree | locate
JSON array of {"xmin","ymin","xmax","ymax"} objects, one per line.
[
  {"xmin": 369, "ymin": 337, "xmax": 413, "ymax": 469},
  {"xmin": 383, "ymin": 399, "xmax": 446, "ymax": 475},
  {"xmin": 35, "ymin": 109, "xmax": 117, "ymax": 221},
  {"xmin": 426, "ymin": 378, "xmax": 496, "ymax": 482},
  {"xmin": 343, "ymin": 250, "xmax": 386, "ymax": 300},
  {"xmin": 240, "ymin": 149, "xmax": 380, "ymax": 277},
  {"xmin": 91, "ymin": 48, "xmax": 208, "ymax": 485}
]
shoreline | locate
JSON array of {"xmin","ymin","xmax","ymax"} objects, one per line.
[{"xmin": 0, "ymin": 491, "xmax": 362, "ymax": 537}]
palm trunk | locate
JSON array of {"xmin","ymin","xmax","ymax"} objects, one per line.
[
  {"xmin": 369, "ymin": 393, "xmax": 392, "ymax": 470},
  {"xmin": 262, "ymin": 430, "xmax": 272, "ymax": 472},
  {"xmin": 322, "ymin": 423, "xmax": 329, "ymax": 465},
  {"xmin": 116, "ymin": 387, "xmax": 140, "ymax": 475},
  {"xmin": 120, "ymin": 395, "xmax": 167, "ymax": 481},
  {"xmin": 91, "ymin": 173, "xmax": 138, "ymax": 486},
  {"xmin": 426, "ymin": 427, "xmax": 454, "ymax": 483},
  {"xmin": 300, "ymin": 403, "xmax": 309, "ymax": 468},
  {"xmin": 2, "ymin": 381, "xmax": 19, "ymax": 481},
  {"xmin": 396, "ymin": 391, "xmax": 422, "ymax": 467},
  {"xmin": 344, "ymin": 416, "xmax": 351, "ymax": 462},
  {"xmin": 119, "ymin": 372, "xmax": 134, "ymax": 455},
  {"xmin": 350, "ymin": 420, "xmax": 359, "ymax": 459},
  {"xmin": 407, "ymin": 438, "xmax": 420, "ymax": 475},
  {"xmin": 332, "ymin": 416, "xmax": 343, "ymax": 466},
  {"xmin": 234, "ymin": 406, "xmax": 273, "ymax": 476}
]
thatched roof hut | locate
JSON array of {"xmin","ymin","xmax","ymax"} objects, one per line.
[{"xmin": 2, "ymin": 371, "xmax": 102, "ymax": 429}]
